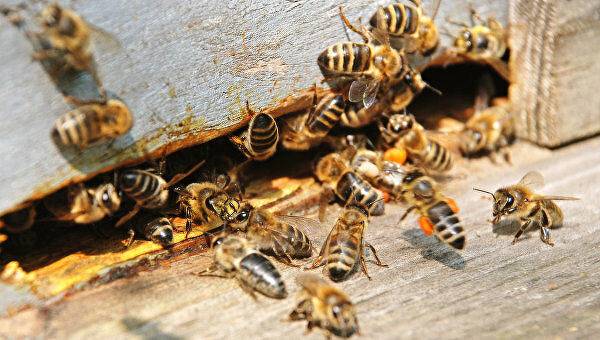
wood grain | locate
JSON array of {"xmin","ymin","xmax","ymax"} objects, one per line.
[
  {"xmin": 0, "ymin": 0, "xmax": 508, "ymax": 216},
  {"xmin": 2, "ymin": 136, "xmax": 599, "ymax": 339},
  {"xmin": 509, "ymin": 0, "xmax": 600, "ymax": 147}
]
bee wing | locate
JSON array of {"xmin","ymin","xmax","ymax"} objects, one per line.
[
  {"xmin": 348, "ymin": 79, "xmax": 369, "ymax": 103},
  {"xmin": 530, "ymin": 195, "xmax": 579, "ymax": 202},
  {"xmin": 87, "ymin": 21, "xmax": 122, "ymax": 52},
  {"xmin": 275, "ymin": 214, "xmax": 328, "ymax": 240},
  {"xmin": 518, "ymin": 171, "xmax": 544, "ymax": 189},
  {"xmin": 436, "ymin": 117, "xmax": 465, "ymax": 133},
  {"xmin": 425, "ymin": 130, "xmax": 462, "ymax": 155},
  {"xmin": 295, "ymin": 273, "xmax": 328, "ymax": 293},
  {"xmin": 362, "ymin": 81, "xmax": 380, "ymax": 109}
]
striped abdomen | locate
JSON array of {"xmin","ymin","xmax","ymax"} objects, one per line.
[
  {"xmin": 238, "ymin": 252, "xmax": 287, "ymax": 298},
  {"xmin": 325, "ymin": 231, "xmax": 361, "ymax": 282},
  {"xmin": 306, "ymin": 94, "xmax": 345, "ymax": 136},
  {"xmin": 370, "ymin": 3, "xmax": 420, "ymax": 36},
  {"xmin": 427, "ymin": 201, "xmax": 466, "ymax": 250},
  {"xmin": 418, "ymin": 140, "xmax": 453, "ymax": 172},
  {"xmin": 340, "ymin": 103, "xmax": 382, "ymax": 128},
  {"xmin": 51, "ymin": 107, "xmax": 102, "ymax": 148},
  {"xmin": 336, "ymin": 172, "xmax": 385, "ymax": 216},
  {"xmin": 140, "ymin": 217, "xmax": 174, "ymax": 247},
  {"xmin": 247, "ymin": 113, "xmax": 278, "ymax": 160},
  {"xmin": 120, "ymin": 170, "xmax": 168, "ymax": 209},
  {"xmin": 317, "ymin": 42, "xmax": 372, "ymax": 77}
]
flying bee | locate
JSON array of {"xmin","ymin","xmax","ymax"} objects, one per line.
[
  {"xmin": 44, "ymin": 182, "xmax": 121, "ymax": 224},
  {"xmin": 115, "ymin": 160, "xmax": 205, "ymax": 228},
  {"xmin": 369, "ymin": 0, "xmax": 442, "ymax": 56},
  {"xmin": 474, "ymin": 171, "xmax": 579, "ymax": 246},
  {"xmin": 226, "ymin": 203, "xmax": 318, "ymax": 266},
  {"xmin": 397, "ymin": 170, "xmax": 465, "ymax": 249},
  {"xmin": 0, "ymin": 204, "xmax": 36, "ymax": 234},
  {"xmin": 197, "ymin": 233, "xmax": 287, "ymax": 299},
  {"xmin": 460, "ymin": 98, "xmax": 515, "ymax": 162},
  {"xmin": 317, "ymin": 6, "xmax": 409, "ymax": 109},
  {"xmin": 447, "ymin": 8, "xmax": 509, "ymax": 80},
  {"xmin": 288, "ymin": 273, "xmax": 360, "ymax": 338},
  {"xmin": 307, "ymin": 204, "xmax": 387, "ymax": 282},
  {"xmin": 125, "ymin": 214, "xmax": 174, "ymax": 248},
  {"xmin": 51, "ymin": 99, "xmax": 133, "ymax": 149},
  {"xmin": 175, "ymin": 174, "xmax": 243, "ymax": 237},
  {"xmin": 229, "ymin": 102, "xmax": 279, "ymax": 161},
  {"xmin": 315, "ymin": 152, "xmax": 385, "ymax": 220},
  {"xmin": 281, "ymin": 89, "xmax": 345, "ymax": 151},
  {"xmin": 378, "ymin": 112, "xmax": 453, "ymax": 172}
]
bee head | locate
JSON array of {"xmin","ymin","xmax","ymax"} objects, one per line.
[
  {"xmin": 315, "ymin": 154, "xmax": 346, "ymax": 183},
  {"xmin": 387, "ymin": 113, "xmax": 414, "ymax": 136},
  {"xmin": 460, "ymin": 128, "xmax": 485, "ymax": 155},
  {"xmin": 491, "ymin": 189, "xmax": 523, "ymax": 222},
  {"xmin": 226, "ymin": 202, "xmax": 253, "ymax": 231},
  {"xmin": 40, "ymin": 4, "xmax": 62, "ymax": 28},
  {"xmin": 454, "ymin": 29, "xmax": 474, "ymax": 53},
  {"xmin": 104, "ymin": 100, "xmax": 133, "ymax": 136},
  {"xmin": 328, "ymin": 301, "xmax": 359, "ymax": 338},
  {"xmin": 418, "ymin": 16, "xmax": 439, "ymax": 56},
  {"xmin": 96, "ymin": 183, "xmax": 121, "ymax": 215}
]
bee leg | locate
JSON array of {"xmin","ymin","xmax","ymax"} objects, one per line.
[
  {"xmin": 511, "ymin": 219, "xmax": 533, "ymax": 245},
  {"xmin": 125, "ymin": 229, "xmax": 136, "ymax": 247},
  {"xmin": 359, "ymin": 250, "xmax": 373, "ymax": 280},
  {"xmin": 338, "ymin": 6, "xmax": 370, "ymax": 43},
  {"xmin": 397, "ymin": 206, "xmax": 416, "ymax": 225},
  {"xmin": 165, "ymin": 160, "xmax": 206, "ymax": 188},
  {"xmin": 288, "ymin": 299, "xmax": 310, "ymax": 321},
  {"xmin": 365, "ymin": 242, "xmax": 389, "ymax": 267},
  {"xmin": 305, "ymin": 255, "xmax": 325, "ymax": 270},
  {"xmin": 502, "ymin": 148, "xmax": 513, "ymax": 165},
  {"xmin": 540, "ymin": 226, "xmax": 554, "ymax": 246},
  {"xmin": 115, "ymin": 204, "xmax": 141, "ymax": 228},
  {"xmin": 185, "ymin": 219, "xmax": 193, "ymax": 239},
  {"xmin": 318, "ymin": 187, "xmax": 336, "ymax": 222},
  {"xmin": 236, "ymin": 279, "xmax": 258, "ymax": 300}
]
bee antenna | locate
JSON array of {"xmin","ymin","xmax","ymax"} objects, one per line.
[
  {"xmin": 473, "ymin": 187, "xmax": 496, "ymax": 200},
  {"xmin": 424, "ymin": 81, "xmax": 443, "ymax": 96},
  {"xmin": 431, "ymin": 0, "xmax": 442, "ymax": 22}
]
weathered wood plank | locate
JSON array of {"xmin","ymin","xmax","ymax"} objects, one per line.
[
  {"xmin": 2, "ymin": 136, "xmax": 599, "ymax": 339},
  {"xmin": 509, "ymin": 0, "xmax": 600, "ymax": 147},
  {"xmin": 0, "ymin": 0, "xmax": 508, "ymax": 216}
]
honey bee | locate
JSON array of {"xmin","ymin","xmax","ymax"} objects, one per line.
[
  {"xmin": 474, "ymin": 171, "xmax": 579, "ymax": 246},
  {"xmin": 175, "ymin": 175, "xmax": 243, "ymax": 237},
  {"xmin": 398, "ymin": 170, "xmax": 466, "ymax": 249},
  {"xmin": 226, "ymin": 203, "xmax": 317, "ymax": 266},
  {"xmin": 281, "ymin": 90, "xmax": 345, "ymax": 151},
  {"xmin": 307, "ymin": 204, "xmax": 387, "ymax": 282},
  {"xmin": 317, "ymin": 6, "xmax": 409, "ymax": 108},
  {"xmin": 229, "ymin": 102, "xmax": 279, "ymax": 161},
  {"xmin": 460, "ymin": 98, "xmax": 515, "ymax": 162},
  {"xmin": 51, "ymin": 99, "xmax": 133, "ymax": 149},
  {"xmin": 288, "ymin": 273, "xmax": 359, "ymax": 338},
  {"xmin": 378, "ymin": 112, "xmax": 453, "ymax": 172},
  {"xmin": 315, "ymin": 153, "xmax": 385, "ymax": 220},
  {"xmin": 369, "ymin": 0, "xmax": 442, "ymax": 56},
  {"xmin": 0, "ymin": 205, "xmax": 37, "ymax": 234},
  {"xmin": 197, "ymin": 233, "xmax": 287, "ymax": 299},
  {"xmin": 30, "ymin": 3, "xmax": 109, "ymax": 95},
  {"xmin": 115, "ymin": 160, "xmax": 205, "ymax": 228},
  {"xmin": 389, "ymin": 67, "xmax": 441, "ymax": 112},
  {"xmin": 448, "ymin": 8, "xmax": 509, "ymax": 80},
  {"xmin": 125, "ymin": 215, "xmax": 174, "ymax": 248},
  {"xmin": 44, "ymin": 183, "xmax": 121, "ymax": 224}
]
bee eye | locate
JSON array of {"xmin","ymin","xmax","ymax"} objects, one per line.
[
  {"xmin": 332, "ymin": 305, "xmax": 342, "ymax": 319},
  {"xmin": 236, "ymin": 210, "xmax": 249, "ymax": 222}
]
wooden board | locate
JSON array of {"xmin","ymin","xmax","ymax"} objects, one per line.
[
  {"xmin": 2, "ymin": 136, "xmax": 600, "ymax": 338},
  {"xmin": 0, "ymin": 0, "xmax": 508, "ymax": 216},
  {"xmin": 509, "ymin": 0, "xmax": 600, "ymax": 147}
]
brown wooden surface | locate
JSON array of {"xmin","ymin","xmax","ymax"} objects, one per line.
[
  {"xmin": 1, "ymin": 137, "xmax": 600, "ymax": 339},
  {"xmin": 509, "ymin": 0, "xmax": 600, "ymax": 147}
]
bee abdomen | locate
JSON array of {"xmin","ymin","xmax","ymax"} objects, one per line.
[
  {"xmin": 306, "ymin": 94, "xmax": 345, "ymax": 136},
  {"xmin": 248, "ymin": 113, "xmax": 278, "ymax": 158},
  {"xmin": 337, "ymin": 172, "xmax": 385, "ymax": 216},
  {"xmin": 286, "ymin": 225, "xmax": 312, "ymax": 258},
  {"xmin": 370, "ymin": 4, "xmax": 419, "ymax": 36},
  {"xmin": 239, "ymin": 253, "xmax": 287, "ymax": 298},
  {"xmin": 51, "ymin": 108, "xmax": 100, "ymax": 147},
  {"xmin": 340, "ymin": 103, "xmax": 379, "ymax": 128},
  {"xmin": 120, "ymin": 171, "xmax": 167, "ymax": 208},
  {"xmin": 318, "ymin": 43, "xmax": 371, "ymax": 76},
  {"xmin": 427, "ymin": 202, "xmax": 466, "ymax": 250},
  {"xmin": 141, "ymin": 217, "xmax": 174, "ymax": 247},
  {"xmin": 326, "ymin": 239, "xmax": 359, "ymax": 282},
  {"xmin": 423, "ymin": 140, "xmax": 453, "ymax": 172}
]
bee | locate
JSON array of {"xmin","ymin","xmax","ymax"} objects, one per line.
[
  {"xmin": 315, "ymin": 153, "xmax": 385, "ymax": 220},
  {"xmin": 389, "ymin": 67, "xmax": 441, "ymax": 112},
  {"xmin": 229, "ymin": 102, "xmax": 279, "ymax": 161},
  {"xmin": 460, "ymin": 98, "xmax": 515, "ymax": 162},
  {"xmin": 44, "ymin": 183, "xmax": 121, "ymax": 224},
  {"xmin": 307, "ymin": 204, "xmax": 387, "ymax": 282},
  {"xmin": 340, "ymin": 100, "xmax": 386, "ymax": 129},
  {"xmin": 281, "ymin": 90, "xmax": 345, "ymax": 151},
  {"xmin": 115, "ymin": 160, "xmax": 205, "ymax": 228},
  {"xmin": 226, "ymin": 203, "xmax": 317, "ymax": 266},
  {"xmin": 197, "ymin": 233, "xmax": 287, "ymax": 299},
  {"xmin": 369, "ymin": 0, "xmax": 442, "ymax": 56},
  {"xmin": 378, "ymin": 112, "xmax": 453, "ymax": 172},
  {"xmin": 288, "ymin": 273, "xmax": 359, "ymax": 338},
  {"xmin": 175, "ymin": 175, "xmax": 243, "ymax": 237},
  {"xmin": 474, "ymin": 171, "xmax": 579, "ymax": 246},
  {"xmin": 125, "ymin": 215, "xmax": 174, "ymax": 248},
  {"xmin": 448, "ymin": 8, "xmax": 509, "ymax": 80},
  {"xmin": 398, "ymin": 170, "xmax": 465, "ymax": 249},
  {"xmin": 317, "ymin": 6, "xmax": 409, "ymax": 108},
  {"xmin": 0, "ymin": 205, "xmax": 36, "ymax": 234},
  {"xmin": 51, "ymin": 99, "xmax": 133, "ymax": 149}
]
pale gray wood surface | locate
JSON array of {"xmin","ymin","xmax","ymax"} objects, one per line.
[
  {"xmin": 1, "ymin": 137, "xmax": 599, "ymax": 339},
  {"xmin": 510, "ymin": 0, "xmax": 600, "ymax": 147},
  {"xmin": 0, "ymin": 0, "xmax": 507, "ymax": 216}
]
